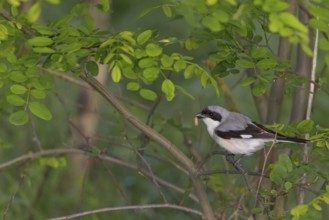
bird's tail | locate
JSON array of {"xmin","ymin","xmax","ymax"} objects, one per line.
[{"xmin": 277, "ymin": 135, "xmax": 308, "ymax": 144}]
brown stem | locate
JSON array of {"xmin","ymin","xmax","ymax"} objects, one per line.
[
  {"xmin": 80, "ymin": 73, "xmax": 216, "ymax": 220},
  {"xmin": 47, "ymin": 203, "xmax": 204, "ymax": 220}
]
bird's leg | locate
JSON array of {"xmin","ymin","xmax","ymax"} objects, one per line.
[
  {"xmin": 225, "ymin": 153, "xmax": 257, "ymax": 198},
  {"xmin": 197, "ymin": 150, "xmax": 227, "ymax": 170},
  {"xmin": 225, "ymin": 154, "xmax": 245, "ymax": 167}
]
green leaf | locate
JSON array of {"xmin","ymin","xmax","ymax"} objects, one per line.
[
  {"xmin": 27, "ymin": 36, "xmax": 54, "ymax": 47},
  {"xmin": 85, "ymin": 61, "xmax": 99, "ymax": 76},
  {"xmin": 6, "ymin": 94, "xmax": 26, "ymax": 106},
  {"xmin": 58, "ymin": 42, "xmax": 82, "ymax": 53},
  {"xmin": 0, "ymin": 63, "xmax": 7, "ymax": 72},
  {"xmin": 279, "ymin": 27, "xmax": 293, "ymax": 37},
  {"xmin": 46, "ymin": 0, "xmax": 60, "ymax": 4},
  {"xmin": 122, "ymin": 66, "xmax": 138, "ymax": 79},
  {"xmin": 30, "ymin": 78, "xmax": 46, "ymax": 90},
  {"xmin": 111, "ymin": 63, "xmax": 122, "ymax": 83},
  {"xmin": 137, "ymin": 30, "xmax": 152, "ymax": 45},
  {"xmin": 240, "ymin": 76, "xmax": 256, "ymax": 86},
  {"xmin": 270, "ymin": 164, "xmax": 286, "ymax": 184},
  {"xmin": 251, "ymin": 47, "xmax": 269, "ymax": 59},
  {"xmin": 279, "ymin": 12, "xmax": 308, "ymax": 33},
  {"xmin": 39, "ymin": 157, "xmax": 67, "ymax": 168},
  {"xmin": 119, "ymin": 53, "xmax": 133, "ymax": 65},
  {"xmin": 296, "ymin": 120, "xmax": 314, "ymax": 134},
  {"xmin": 309, "ymin": 19, "xmax": 329, "ymax": 32},
  {"xmin": 184, "ymin": 65, "xmax": 195, "ymax": 79},
  {"xmin": 134, "ymin": 49, "xmax": 147, "ymax": 59},
  {"xmin": 10, "ymin": 85, "xmax": 27, "ymax": 94},
  {"xmin": 312, "ymin": 200, "xmax": 322, "ymax": 211},
  {"xmin": 142, "ymin": 67, "xmax": 160, "ymax": 80},
  {"xmin": 27, "ymin": 2, "xmax": 41, "ymax": 22},
  {"xmin": 29, "ymin": 102, "xmax": 52, "ymax": 120},
  {"xmin": 173, "ymin": 60, "xmax": 187, "ymax": 72},
  {"xmin": 97, "ymin": 0, "xmax": 110, "ymax": 12},
  {"xmin": 319, "ymin": 38, "xmax": 329, "ymax": 51},
  {"xmin": 9, "ymin": 71, "xmax": 27, "ymax": 83},
  {"xmin": 212, "ymin": 10, "xmax": 229, "ymax": 22},
  {"xmin": 145, "ymin": 43, "xmax": 163, "ymax": 57},
  {"xmin": 9, "ymin": 111, "xmax": 29, "ymax": 126},
  {"xmin": 200, "ymin": 73, "xmax": 209, "ymax": 88},
  {"xmin": 236, "ymin": 59, "xmax": 254, "ymax": 68},
  {"xmin": 30, "ymin": 89, "xmax": 46, "ymax": 99},
  {"xmin": 161, "ymin": 79, "xmax": 175, "ymax": 101},
  {"xmin": 126, "ymin": 82, "xmax": 140, "ymax": 91},
  {"xmin": 284, "ymin": 181, "xmax": 292, "ymax": 192},
  {"xmin": 138, "ymin": 58, "xmax": 157, "ymax": 68},
  {"xmin": 252, "ymin": 82, "xmax": 266, "ymax": 96},
  {"xmin": 0, "ymin": 24, "xmax": 8, "ymax": 41},
  {"xmin": 269, "ymin": 14, "xmax": 283, "ymax": 32},
  {"xmin": 202, "ymin": 16, "xmax": 223, "ymax": 32},
  {"xmin": 291, "ymin": 204, "xmax": 308, "ymax": 216},
  {"xmin": 139, "ymin": 89, "xmax": 157, "ymax": 101},
  {"xmin": 161, "ymin": 54, "xmax": 173, "ymax": 68},
  {"xmin": 32, "ymin": 47, "xmax": 56, "ymax": 54},
  {"xmin": 119, "ymin": 31, "xmax": 136, "ymax": 45},
  {"xmin": 256, "ymin": 58, "xmax": 277, "ymax": 70},
  {"xmin": 279, "ymin": 154, "xmax": 293, "ymax": 172},
  {"xmin": 32, "ymin": 24, "xmax": 55, "ymax": 35},
  {"xmin": 162, "ymin": 5, "xmax": 172, "ymax": 17},
  {"xmin": 184, "ymin": 38, "xmax": 199, "ymax": 50},
  {"xmin": 103, "ymin": 53, "xmax": 115, "ymax": 64},
  {"xmin": 100, "ymin": 38, "xmax": 115, "ymax": 48}
]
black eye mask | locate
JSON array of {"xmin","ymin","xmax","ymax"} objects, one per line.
[{"xmin": 201, "ymin": 108, "xmax": 222, "ymax": 122}]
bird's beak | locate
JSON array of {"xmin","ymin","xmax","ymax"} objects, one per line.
[{"xmin": 195, "ymin": 113, "xmax": 205, "ymax": 119}]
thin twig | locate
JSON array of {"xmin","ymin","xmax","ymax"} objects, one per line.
[
  {"xmin": 40, "ymin": 66, "xmax": 150, "ymax": 111},
  {"xmin": 96, "ymin": 157, "xmax": 129, "ymax": 201},
  {"xmin": 78, "ymin": 158, "xmax": 91, "ymax": 215},
  {"xmin": 29, "ymin": 111, "xmax": 43, "ymax": 151},
  {"xmin": 0, "ymin": 148, "xmax": 199, "ymax": 203},
  {"xmin": 80, "ymin": 72, "xmax": 215, "ymax": 220},
  {"xmin": 199, "ymin": 169, "xmax": 269, "ymax": 178},
  {"xmin": 298, "ymin": 26, "xmax": 319, "ymax": 204},
  {"xmin": 47, "ymin": 203, "xmax": 204, "ymax": 220},
  {"xmin": 125, "ymin": 136, "xmax": 168, "ymax": 203},
  {"xmin": 225, "ymin": 155, "xmax": 257, "ymax": 199},
  {"xmin": 3, "ymin": 175, "xmax": 26, "ymax": 220},
  {"xmin": 0, "ymin": 10, "xmax": 33, "ymax": 35},
  {"xmin": 256, "ymin": 136, "xmax": 276, "ymax": 201}
]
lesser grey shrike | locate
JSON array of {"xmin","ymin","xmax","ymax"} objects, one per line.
[{"xmin": 196, "ymin": 105, "xmax": 307, "ymax": 155}]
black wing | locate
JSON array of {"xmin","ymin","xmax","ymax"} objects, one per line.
[{"xmin": 215, "ymin": 122, "xmax": 307, "ymax": 143}]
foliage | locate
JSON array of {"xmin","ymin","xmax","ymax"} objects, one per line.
[{"xmin": 0, "ymin": 0, "xmax": 329, "ymax": 219}]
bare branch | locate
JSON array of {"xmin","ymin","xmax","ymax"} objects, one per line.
[
  {"xmin": 126, "ymin": 136, "xmax": 168, "ymax": 203},
  {"xmin": 40, "ymin": 66, "xmax": 150, "ymax": 111},
  {"xmin": 3, "ymin": 175, "xmax": 25, "ymax": 220},
  {"xmin": 199, "ymin": 169, "xmax": 269, "ymax": 178},
  {"xmin": 47, "ymin": 203, "xmax": 204, "ymax": 220},
  {"xmin": 297, "ymin": 24, "xmax": 319, "ymax": 205},
  {"xmin": 0, "ymin": 148, "xmax": 199, "ymax": 203},
  {"xmin": 80, "ymin": 72, "xmax": 215, "ymax": 220}
]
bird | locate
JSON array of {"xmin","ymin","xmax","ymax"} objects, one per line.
[{"xmin": 195, "ymin": 105, "xmax": 308, "ymax": 155}]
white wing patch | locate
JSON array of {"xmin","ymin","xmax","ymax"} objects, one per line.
[{"xmin": 240, "ymin": 134, "xmax": 253, "ymax": 139}]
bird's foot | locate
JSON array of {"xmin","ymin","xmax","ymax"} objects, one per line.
[{"xmin": 225, "ymin": 153, "xmax": 244, "ymax": 168}]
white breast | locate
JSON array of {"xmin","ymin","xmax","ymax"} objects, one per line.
[
  {"xmin": 201, "ymin": 117, "xmax": 270, "ymax": 155},
  {"xmin": 213, "ymin": 136, "xmax": 268, "ymax": 155}
]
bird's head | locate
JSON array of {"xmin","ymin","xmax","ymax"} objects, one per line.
[{"xmin": 196, "ymin": 106, "xmax": 230, "ymax": 133}]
